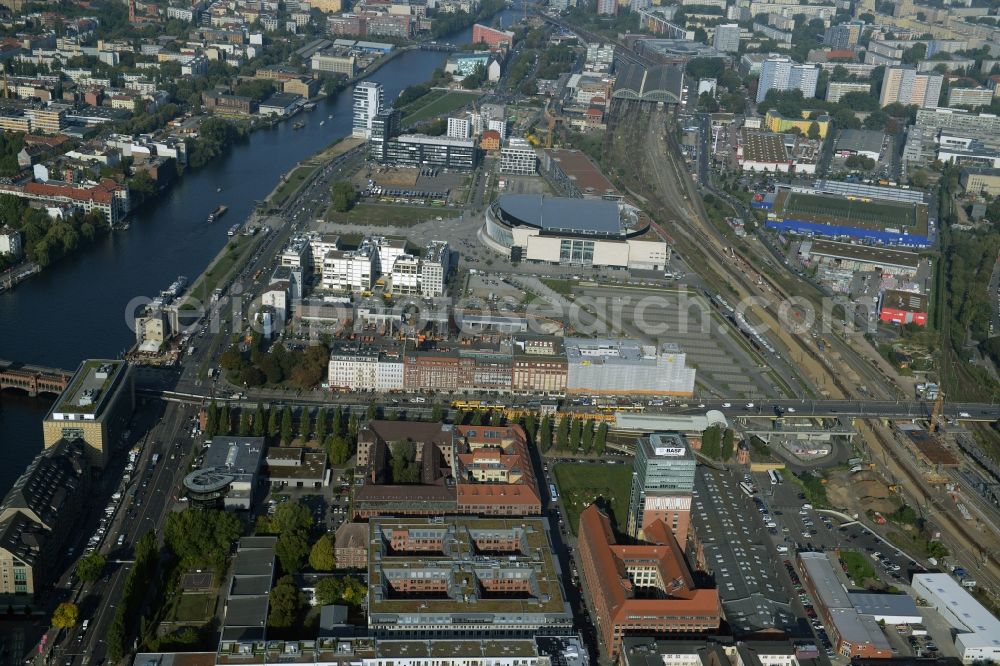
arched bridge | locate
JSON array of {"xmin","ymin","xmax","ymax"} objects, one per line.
[{"xmin": 0, "ymin": 359, "xmax": 71, "ymax": 397}]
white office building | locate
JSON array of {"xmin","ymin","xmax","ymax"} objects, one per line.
[
  {"xmin": 713, "ymin": 24, "xmax": 740, "ymax": 53},
  {"xmin": 756, "ymin": 55, "xmax": 819, "ymax": 103},
  {"xmin": 911, "ymin": 574, "xmax": 1000, "ymax": 664},
  {"xmin": 421, "ymin": 240, "xmax": 450, "ymax": 297},
  {"xmin": 371, "ymin": 236, "xmax": 408, "ymax": 274},
  {"xmin": 353, "ymin": 81, "xmax": 384, "ymax": 138},
  {"xmin": 390, "ymin": 254, "xmax": 421, "ymax": 295},
  {"xmin": 500, "ymin": 138, "xmax": 538, "ymax": 175},
  {"xmin": 321, "ymin": 244, "xmax": 376, "ymax": 291},
  {"xmin": 308, "ymin": 233, "xmax": 340, "ymax": 273},
  {"xmin": 447, "ymin": 117, "xmax": 471, "ymax": 139}
]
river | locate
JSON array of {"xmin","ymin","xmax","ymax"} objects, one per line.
[{"xmin": 0, "ymin": 9, "xmax": 519, "ymax": 495}]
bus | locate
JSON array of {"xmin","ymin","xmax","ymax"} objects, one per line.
[
  {"xmin": 739, "ymin": 481, "xmax": 755, "ymax": 496},
  {"xmin": 768, "ymin": 470, "xmax": 779, "ymax": 486},
  {"xmin": 774, "ymin": 470, "xmax": 784, "ymax": 484},
  {"xmin": 549, "ymin": 484, "xmax": 559, "ymax": 502}
]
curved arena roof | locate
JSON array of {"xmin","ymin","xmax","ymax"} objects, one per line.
[{"xmin": 612, "ymin": 64, "xmax": 684, "ymax": 103}]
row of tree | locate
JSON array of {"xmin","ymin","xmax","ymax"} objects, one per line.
[
  {"xmin": 219, "ymin": 339, "xmax": 330, "ymax": 390},
  {"xmin": 700, "ymin": 425, "xmax": 736, "ymax": 461}
]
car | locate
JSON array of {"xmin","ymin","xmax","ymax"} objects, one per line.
[
  {"xmin": 787, "ymin": 407, "xmax": 796, "ymax": 413},
  {"xmin": 746, "ymin": 402, "xmax": 755, "ymax": 408},
  {"xmin": 722, "ymin": 402, "xmax": 731, "ymax": 407}
]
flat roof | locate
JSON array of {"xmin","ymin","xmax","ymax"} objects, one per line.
[
  {"xmin": 807, "ymin": 239, "xmax": 920, "ymax": 269},
  {"xmin": 837, "ymin": 129, "xmax": 885, "ymax": 155},
  {"xmin": 912, "ymin": 573, "xmax": 1000, "ymax": 641},
  {"xmin": 848, "ymin": 592, "xmax": 921, "ymax": 620},
  {"xmin": 691, "ymin": 467, "xmax": 797, "ymax": 634},
  {"xmin": 742, "ymin": 130, "xmax": 789, "ymax": 164},
  {"xmin": 203, "ymin": 437, "xmax": 266, "ymax": 477},
  {"xmin": 49, "ymin": 359, "xmax": 127, "ymax": 417},
  {"xmin": 881, "ymin": 289, "xmax": 929, "ymax": 313}
]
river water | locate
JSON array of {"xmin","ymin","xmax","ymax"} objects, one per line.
[{"xmin": 0, "ymin": 10, "xmax": 518, "ymax": 494}]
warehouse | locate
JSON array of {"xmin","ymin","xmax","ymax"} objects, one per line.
[
  {"xmin": 911, "ymin": 573, "xmax": 1000, "ymax": 664},
  {"xmin": 564, "ymin": 338, "xmax": 696, "ymax": 397},
  {"xmin": 848, "ymin": 592, "xmax": 922, "ymax": 625},
  {"xmin": 834, "ymin": 129, "xmax": 886, "ymax": 161},
  {"xmin": 482, "ymin": 194, "xmax": 669, "ymax": 271}
]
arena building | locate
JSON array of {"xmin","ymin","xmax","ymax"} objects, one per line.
[{"xmin": 482, "ymin": 194, "xmax": 669, "ymax": 271}]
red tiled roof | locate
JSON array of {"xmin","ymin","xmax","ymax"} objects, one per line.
[{"xmin": 23, "ymin": 178, "xmax": 123, "ymax": 204}]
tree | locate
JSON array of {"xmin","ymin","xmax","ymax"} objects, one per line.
[
  {"xmin": 276, "ymin": 530, "xmax": 310, "ymax": 574},
  {"xmin": 253, "ymin": 404, "xmax": 266, "ymax": 437},
  {"xmin": 539, "ymin": 415, "xmax": 552, "ymax": 452},
  {"xmin": 268, "ymin": 407, "xmax": 280, "ymax": 438},
  {"xmin": 721, "ymin": 429, "xmax": 735, "ymax": 461},
  {"xmin": 268, "ymin": 576, "xmax": 303, "ymax": 627},
  {"xmin": 701, "ymin": 425, "xmax": 723, "ymax": 459},
  {"xmin": 807, "ymin": 121, "xmax": 821, "ymax": 140},
  {"xmin": 581, "ymin": 420, "xmax": 594, "ymax": 453},
  {"xmin": 205, "ymin": 402, "xmax": 218, "ymax": 437},
  {"xmin": 570, "ymin": 418, "xmax": 583, "ymax": 450},
  {"xmin": 309, "ymin": 534, "xmax": 337, "ymax": 571},
  {"xmin": 164, "ymin": 508, "xmax": 242, "ymax": 568},
  {"xmin": 329, "ymin": 181, "xmax": 359, "ymax": 212},
  {"xmin": 326, "ymin": 435, "xmax": 351, "ymax": 465},
  {"xmin": 280, "ymin": 406, "xmax": 294, "ymax": 444},
  {"xmin": 339, "ymin": 576, "xmax": 367, "ymax": 606},
  {"xmin": 298, "ymin": 409, "xmax": 311, "ymax": 442},
  {"xmin": 555, "ymin": 415, "xmax": 570, "ymax": 450},
  {"xmin": 462, "ymin": 61, "xmax": 488, "ymax": 89},
  {"xmin": 431, "ymin": 403, "xmax": 444, "ymax": 422},
  {"xmin": 218, "ymin": 404, "xmax": 231, "ymax": 436},
  {"xmin": 238, "ymin": 409, "xmax": 251, "ymax": 436},
  {"xmin": 314, "ymin": 576, "xmax": 343, "ymax": 605},
  {"xmin": 75, "ymin": 552, "xmax": 106, "ymax": 583},
  {"xmin": 272, "ymin": 501, "xmax": 313, "ymax": 534},
  {"xmin": 315, "ymin": 407, "xmax": 328, "ymax": 441},
  {"xmin": 594, "ymin": 422, "xmax": 608, "ymax": 456},
  {"xmin": 366, "ymin": 401, "xmax": 378, "ymax": 421},
  {"xmin": 51, "ymin": 602, "xmax": 79, "ymax": 629}
]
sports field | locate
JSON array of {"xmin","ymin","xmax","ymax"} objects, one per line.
[{"xmin": 773, "ymin": 190, "xmax": 927, "ymax": 235}]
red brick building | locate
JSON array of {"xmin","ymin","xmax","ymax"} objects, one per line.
[
  {"xmin": 472, "ymin": 23, "xmax": 514, "ymax": 49},
  {"xmin": 577, "ymin": 505, "xmax": 721, "ymax": 661}
]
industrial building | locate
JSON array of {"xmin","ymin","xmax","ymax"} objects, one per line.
[
  {"xmin": 796, "ymin": 552, "xmax": 892, "ymax": 658},
  {"xmin": 42, "ymin": 359, "xmax": 134, "ymax": 468},
  {"xmin": 182, "ymin": 437, "xmax": 266, "ymax": 510},
  {"xmin": 367, "ymin": 517, "xmax": 572, "ymax": 638},
  {"xmin": 627, "ymin": 432, "xmax": 696, "ymax": 543},
  {"xmin": 577, "ymin": 505, "xmax": 721, "ymax": 660},
  {"xmin": 879, "ymin": 289, "xmax": 929, "ymax": 327},
  {"xmin": 565, "ymin": 338, "xmax": 696, "ymax": 397},
  {"xmin": 911, "ymin": 573, "xmax": 1000, "ymax": 664},
  {"xmin": 482, "ymin": 194, "xmax": 669, "ymax": 271},
  {"xmin": 218, "ymin": 536, "xmax": 277, "ymax": 655}
]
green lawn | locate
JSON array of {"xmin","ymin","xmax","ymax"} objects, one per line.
[
  {"xmin": 840, "ymin": 551, "xmax": 877, "ymax": 587},
  {"xmin": 327, "ymin": 202, "xmax": 458, "ymax": 227},
  {"xmin": 269, "ymin": 164, "xmax": 319, "ymax": 207},
  {"xmin": 172, "ymin": 593, "xmax": 213, "ymax": 623},
  {"xmin": 552, "ymin": 463, "xmax": 632, "ymax": 537},
  {"xmin": 541, "ymin": 278, "xmax": 574, "ymax": 296},
  {"xmin": 402, "ymin": 91, "xmax": 480, "ymax": 125}
]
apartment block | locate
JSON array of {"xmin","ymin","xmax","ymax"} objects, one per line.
[
  {"xmin": 500, "ymin": 138, "xmax": 538, "ymax": 175},
  {"xmin": 879, "ymin": 66, "xmax": 942, "ymax": 108}
]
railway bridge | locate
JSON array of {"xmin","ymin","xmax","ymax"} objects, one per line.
[{"xmin": 0, "ymin": 359, "xmax": 71, "ymax": 397}]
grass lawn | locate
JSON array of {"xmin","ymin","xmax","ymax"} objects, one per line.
[
  {"xmin": 403, "ymin": 91, "xmax": 480, "ymax": 125},
  {"xmin": 541, "ymin": 278, "xmax": 574, "ymax": 297},
  {"xmin": 840, "ymin": 550, "xmax": 877, "ymax": 587},
  {"xmin": 172, "ymin": 593, "xmax": 214, "ymax": 623},
  {"xmin": 269, "ymin": 164, "xmax": 318, "ymax": 207},
  {"xmin": 327, "ymin": 202, "xmax": 459, "ymax": 227},
  {"xmin": 552, "ymin": 463, "xmax": 632, "ymax": 537}
]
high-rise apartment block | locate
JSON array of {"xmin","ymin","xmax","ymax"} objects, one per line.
[
  {"xmin": 879, "ymin": 67, "xmax": 942, "ymax": 109},
  {"xmin": 353, "ymin": 81, "xmax": 384, "ymax": 138},
  {"xmin": 712, "ymin": 24, "xmax": 740, "ymax": 53},
  {"xmin": 824, "ymin": 22, "xmax": 863, "ymax": 48},
  {"xmin": 597, "ymin": 0, "xmax": 618, "ymax": 15},
  {"xmin": 756, "ymin": 55, "xmax": 819, "ymax": 103},
  {"xmin": 627, "ymin": 432, "xmax": 696, "ymax": 543}
]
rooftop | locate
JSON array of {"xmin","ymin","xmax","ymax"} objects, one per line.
[
  {"xmin": 912, "ymin": 573, "xmax": 1000, "ymax": 646},
  {"xmin": 543, "ymin": 148, "xmax": 617, "ymax": 197},
  {"xmin": 805, "ymin": 239, "xmax": 920, "ymax": 269},
  {"xmin": 741, "ymin": 130, "xmax": 789, "ymax": 165},
  {"xmin": 48, "ymin": 359, "xmax": 127, "ymax": 418},
  {"xmin": 837, "ymin": 129, "xmax": 886, "ymax": 155},
  {"xmin": 497, "ymin": 194, "xmax": 626, "ymax": 236}
]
